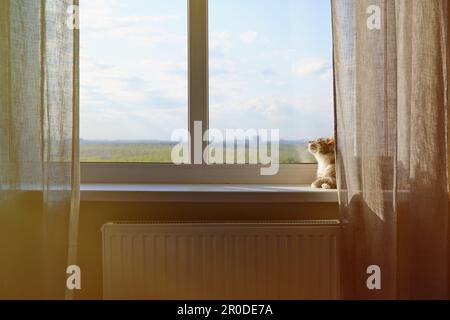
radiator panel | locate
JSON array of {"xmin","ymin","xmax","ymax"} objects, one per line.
[{"xmin": 102, "ymin": 222, "xmax": 341, "ymax": 300}]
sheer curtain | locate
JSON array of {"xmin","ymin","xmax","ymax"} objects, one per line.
[
  {"xmin": 333, "ymin": 0, "xmax": 449, "ymax": 299},
  {"xmin": 0, "ymin": 0, "xmax": 79, "ymax": 299}
]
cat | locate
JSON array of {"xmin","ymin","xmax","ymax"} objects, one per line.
[{"xmin": 308, "ymin": 138, "xmax": 336, "ymax": 189}]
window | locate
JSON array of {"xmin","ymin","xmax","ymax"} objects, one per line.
[
  {"xmin": 80, "ymin": 0, "xmax": 188, "ymax": 163},
  {"xmin": 209, "ymin": 0, "xmax": 334, "ymax": 164},
  {"xmin": 80, "ymin": 0, "xmax": 334, "ymax": 184}
]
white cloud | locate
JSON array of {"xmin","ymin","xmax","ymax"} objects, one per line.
[
  {"xmin": 80, "ymin": 0, "xmax": 185, "ymax": 47},
  {"xmin": 210, "ymin": 31, "xmax": 233, "ymax": 58},
  {"xmin": 292, "ymin": 58, "xmax": 332, "ymax": 78},
  {"xmin": 209, "ymin": 95, "xmax": 334, "ymax": 140},
  {"xmin": 209, "ymin": 57, "xmax": 237, "ymax": 77},
  {"xmin": 240, "ymin": 31, "xmax": 259, "ymax": 44},
  {"xmin": 320, "ymin": 68, "xmax": 334, "ymax": 81}
]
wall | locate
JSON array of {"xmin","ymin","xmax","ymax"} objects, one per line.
[
  {"xmin": 73, "ymin": 2, "xmax": 450, "ymax": 302},
  {"xmin": 0, "ymin": 193, "xmax": 44, "ymax": 299}
]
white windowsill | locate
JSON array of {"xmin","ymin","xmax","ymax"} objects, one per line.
[{"xmin": 80, "ymin": 184, "xmax": 339, "ymax": 203}]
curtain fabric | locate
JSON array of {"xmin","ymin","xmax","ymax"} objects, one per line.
[
  {"xmin": 333, "ymin": 0, "xmax": 449, "ymax": 299},
  {"xmin": 0, "ymin": 0, "xmax": 79, "ymax": 299}
]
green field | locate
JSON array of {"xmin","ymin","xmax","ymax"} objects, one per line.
[{"xmin": 80, "ymin": 141, "xmax": 316, "ymax": 164}]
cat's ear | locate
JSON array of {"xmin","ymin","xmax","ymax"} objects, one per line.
[{"xmin": 327, "ymin": 138, "xmax": 335, "ymax": 145}]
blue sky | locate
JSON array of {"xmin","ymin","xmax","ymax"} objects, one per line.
[{"xmin": 80, "ymin": 0, "xmax": 333, "ymax": 141}]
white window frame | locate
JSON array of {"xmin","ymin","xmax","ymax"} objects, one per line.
[{"xmin": 80, "ymin": 0, "xmax": 320, "ymax": 185}]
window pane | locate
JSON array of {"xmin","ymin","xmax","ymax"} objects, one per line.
[
  {"xmin": 209, "ymin": 0, "xmax": 333, "ymax": 164},
  {"xmin": 80, "ymin": 0, "xmax": 187, "ymax": 163}
]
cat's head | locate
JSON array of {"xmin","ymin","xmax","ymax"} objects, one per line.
[{"xmin": 308, "ymin": 138, "xmax": 335, "ymax": 156}]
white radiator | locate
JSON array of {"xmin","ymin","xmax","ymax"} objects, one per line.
[{"xmin": 102, "ymin": 221, "xmax": 341, "ymax": 300}]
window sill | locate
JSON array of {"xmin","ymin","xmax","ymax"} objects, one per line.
[{"xmin": 80, "ymin": 184, "xmax": 338, "ymax": 203}]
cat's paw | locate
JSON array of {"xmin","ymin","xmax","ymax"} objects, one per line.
[
  {"xmin": 311, "ymin": 181, "xmax": 322, "ymax": 189},
  {"xmin": 321, "ymin": 183, "xmax": 332, "ymax": 189}
]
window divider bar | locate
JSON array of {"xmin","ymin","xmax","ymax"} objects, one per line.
[{"xmin": 188, "ymin": 0, "xmax": 209, "ymax": 165}]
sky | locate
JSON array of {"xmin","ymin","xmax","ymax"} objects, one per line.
[{"xmin": 80, "ymin": 0, "xmax": 334, "ymax": 142}]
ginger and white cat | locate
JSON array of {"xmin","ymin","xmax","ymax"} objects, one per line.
[{"xmin": 308, "ymin": 138, "xmax": 336, "ymax": 189}]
